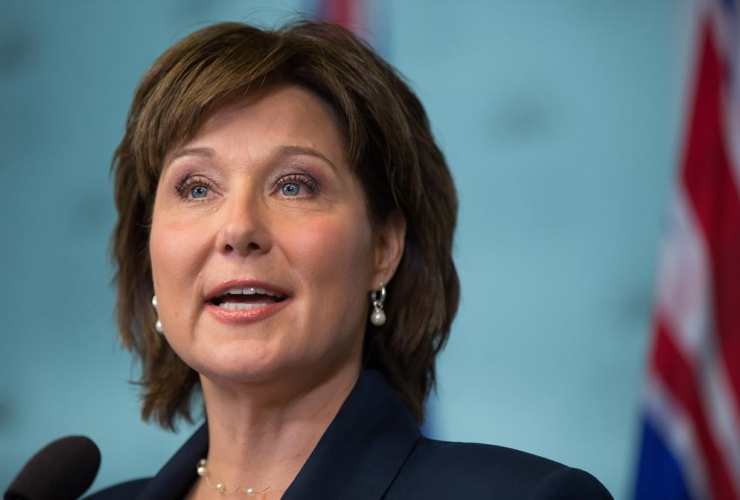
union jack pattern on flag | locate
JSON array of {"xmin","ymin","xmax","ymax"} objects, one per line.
[{"xmin": 635, "ymin": 0, "xmax": 740, "ymax": 499}]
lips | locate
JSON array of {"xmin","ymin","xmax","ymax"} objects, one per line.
[
  {"xmin": 206, "ymin": 280, "xmax": 290, "ymax": 303},
  {"xmin": 209, "ymin": 285, "xmax": 288, "ymax": 310},
  {"xmin": 205, "ymin": 280, "xmax": 291, "ymax": 324}
]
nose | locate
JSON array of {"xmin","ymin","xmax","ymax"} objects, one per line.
[{"xmin": 215, "ymin": 188, "xmax": 272, "ymax": 257}]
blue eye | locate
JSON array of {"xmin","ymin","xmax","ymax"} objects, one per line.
[
  {"xmin": 281, "ymin": 183, "xmax": 301, "ymax": 197},
  {"xmin": 190, "ymin": 186, "xmax": 209, "ymax": 199}
]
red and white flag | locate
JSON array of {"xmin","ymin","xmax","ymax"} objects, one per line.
[{"xmin": 635, "ymin": 1, "xmax": 740, "ymax": 499}]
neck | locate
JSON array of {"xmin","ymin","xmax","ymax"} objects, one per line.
[{"xmin": 190, "ymin": 363, "xmax": 361, "ymax": 500}]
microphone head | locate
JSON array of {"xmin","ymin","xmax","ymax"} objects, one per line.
[{"xmin": 4, "ymin": 436, "xmax": 101, "ymax": 500}]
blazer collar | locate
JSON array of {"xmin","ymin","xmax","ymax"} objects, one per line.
[{"xmin": 135, "ymin": 370, "xmax": 421, "ymax": 500}]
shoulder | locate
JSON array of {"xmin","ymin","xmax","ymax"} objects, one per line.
[
  {"xmin": 387, "ymin": 437, "xmax": 612, "ymax": 500},
  {"xmin": 82, "ymin": 478, "xmax": 150, "ymax": 500}
]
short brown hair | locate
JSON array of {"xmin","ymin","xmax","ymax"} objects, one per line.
[{"xmin": 111, "ymin": 19, "xmax": 459, "ymax": 430}]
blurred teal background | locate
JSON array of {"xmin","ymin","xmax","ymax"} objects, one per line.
[{"xmin": 0, "ymin": 1, "xmax": 696, "ymax": 498}]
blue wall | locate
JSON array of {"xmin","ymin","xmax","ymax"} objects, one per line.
[{"xmin": 0, "ymin": 2, "xmax": 694, "ymax": 498}]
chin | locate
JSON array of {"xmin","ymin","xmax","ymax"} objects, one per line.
[{"xmin": 190, "ymin": 341, "xmax": 301, "ymax": 387}]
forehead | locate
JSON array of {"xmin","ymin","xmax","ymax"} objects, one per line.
[{"xmin": 169, "ymin": 84, "xmax": 347, "ymax": 166}]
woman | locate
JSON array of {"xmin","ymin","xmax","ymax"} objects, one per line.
[{"xmin": 87, "ymin": 20, "xmax": 612, "ymax": 500}]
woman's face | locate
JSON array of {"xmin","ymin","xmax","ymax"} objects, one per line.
[{"xmin": 149, "ymin": 85, "xmax": 401, "ymax": 388}]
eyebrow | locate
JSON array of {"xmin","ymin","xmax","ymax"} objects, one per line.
[
  {"xmin": 166, "ymin": 145, "xmax": 338, "ymax": 170},
  {"xmin": 274, "ymin": 145, "xmax": 338, "ymax": 171},
  {"xmin": 168, "ymin": 147, "xmax": 216, "ymax": 163}
]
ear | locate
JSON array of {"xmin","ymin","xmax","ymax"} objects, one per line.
[{"xmin": 371, "ymin": 212, "xmax": 406, "ymax": 289}]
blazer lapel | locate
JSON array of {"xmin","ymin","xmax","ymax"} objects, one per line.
[
  {"xmin": 282, "ymin": 370, "xmax": 421, "ymax": 500},
  {"xmin": 134, "ymin": 370, "xmax": 419, "ymax": 500},
  {"xmin": 135, "ymin": 424, "xmax": 208, "ymax": 500}
]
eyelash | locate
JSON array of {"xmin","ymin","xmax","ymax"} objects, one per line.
[
  {"xmin": 274, "ymin": 173, "xmax": 319, "ymax": 194},
  {"xmin": 174, "ymin": 175, "xmax": 214, "ymax": 199},
  {"xmin": 173, "ymin": 173, "xmax": 320, "ymax": 200}
]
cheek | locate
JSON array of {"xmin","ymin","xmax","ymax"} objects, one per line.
[
  {"xmin": 149, "ymin": 216, "xmax": 210, "ymax": 311},
  {"xmin": 287, "ymin": 214, "xmax": 374, "ymax": 292}
]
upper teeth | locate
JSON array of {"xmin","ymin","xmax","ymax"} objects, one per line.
[{"xmin": 225, "ymin": 286, "xmax": 282, "ymax": 298}]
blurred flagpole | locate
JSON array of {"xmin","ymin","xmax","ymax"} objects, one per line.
[
  {"xmin": 634, "ymin": 1, "xmax": 740, "ymax": 499},
  {"xmin": 312, "ymin": 0, "xmax": 386, "ymax": 52},
  {"xmin": 316, "ymin": 0, "xmax": 363, "ymax": 30}
]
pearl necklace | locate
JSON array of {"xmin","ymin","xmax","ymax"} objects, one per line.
[{"xmin": 196, "ymin": 458, "xmax": 274, "ymax": 496}]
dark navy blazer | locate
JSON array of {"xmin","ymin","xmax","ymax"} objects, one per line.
[{"xmin": 84, "ymin": 370, "xmax": 613, "ymax": 499}]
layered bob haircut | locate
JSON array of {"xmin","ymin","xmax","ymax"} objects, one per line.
[{"xmin": 111, "ymin": 20, "xmax": 459, "ymax": 430}]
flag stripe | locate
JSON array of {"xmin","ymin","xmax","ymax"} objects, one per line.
[
  {"xmin": 658, "ymin": 187, "xmax": 740, "ymax": 489},
  {"xmin": 681, "ymin": 20, "xmax": 740, "ymax": 438},
  {"xmin": 654, "ymin": 316, "xmax": 738, "ymax": 499}
]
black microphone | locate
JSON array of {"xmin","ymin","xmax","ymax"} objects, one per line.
[{"xmin": 4, "ymin": 436, "xmax": 101, "ymax": 500}]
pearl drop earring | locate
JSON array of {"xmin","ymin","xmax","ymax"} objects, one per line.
[
  {"xmin": 152, "ymin": 295, "xmax": 163, "ymax": 334},
  {"xmin": 370, "ymin": 283, "xmax": 386, "ymax": 326}
]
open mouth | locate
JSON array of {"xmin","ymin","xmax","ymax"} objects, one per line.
[{"xmin": 208, "ymin": 286, "xmax": 289, "ymax": 311}]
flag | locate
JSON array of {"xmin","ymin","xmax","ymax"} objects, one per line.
[{"xmin": 635, "ymin": 1, "xmax": 740, "ymax": 499}]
